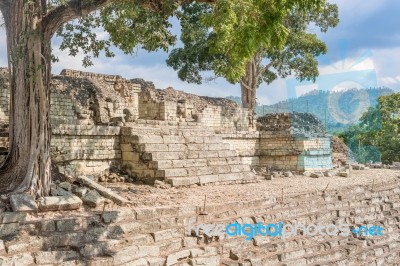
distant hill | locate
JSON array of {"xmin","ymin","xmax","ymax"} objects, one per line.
[{"xmin": 226, "ymin": 87, "xmax": 394, "ymax": 132}]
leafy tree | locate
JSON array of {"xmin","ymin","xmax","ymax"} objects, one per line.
[
  {"xmin": 337, "ymin": 93, "xmax": 400, "ymax": 164},
  {"xmin": 0, "ymin": 0, "xmax": 326, "ymax": 197},
  {"xmin": 167, "ymin": 1, "xmax": 339, "ymax": 113}
]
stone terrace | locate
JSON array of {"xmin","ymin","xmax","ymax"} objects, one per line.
[{"xmin": 0, "ymin": 169, "xmax": 399, "ymax": 265}]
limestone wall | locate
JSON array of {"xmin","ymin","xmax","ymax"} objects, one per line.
[
  {"xmin": 222, "ymin": 132, "xmax": 261, "ymax": 167},
  {"xmin": 51, "ymin": 125, "xmax": 121, "ymax": 176}
]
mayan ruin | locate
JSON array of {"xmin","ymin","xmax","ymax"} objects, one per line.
[
  {"xmin": 0, "ymin": 67, "xmax": 398, "ymax": 265},
  {"xmin": 1, "ymin": 0, "xmax": 400, "ymax": 265}
]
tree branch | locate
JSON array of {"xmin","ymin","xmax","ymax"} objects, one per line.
[
  {"xmin": 43, "ymin": 0, "xmax": 215, "ymax": 40},
  {"xmin": 240, "ymin": 80, "xmax": 255, "ymax": 92},
  {"xmin": 0, "ymin": 0, "xmax": 11, "ymax": 26},
  {"xmin": 43, "ymin": 0, "xmax": 112, "ymax": 40}
]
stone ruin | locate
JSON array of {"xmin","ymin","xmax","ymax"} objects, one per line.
[
  {"xmin": 0, "ymin": 68, "xmax": 336, "ymax": 185},
  {"xmin": 1, "ymin": 68, "xmax": 399, "ymax": 265}
]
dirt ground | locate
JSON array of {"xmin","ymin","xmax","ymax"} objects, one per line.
[{"xmin": 107, "ymin": 169, "xmax": 400, "ymax": 208}]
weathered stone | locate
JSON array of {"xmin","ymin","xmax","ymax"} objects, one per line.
[
  {"xmin": 82, "ymin": 190, "xmax": 106, "ymax": 208},
  {"xmin": 50, "ymin": 184, "xmax": 73, "ymax": 196},
  {"xmin": 56, "ymin": 218, "xmax": 86, "ymax": 231},
  {"xmin": 0, "ymin": 212, "xmax": 26, "ymax": 224},
  {"xmin": 190, "ymin": 255, "xmax": 220, "ymax": 266},
  {"xmin": 58, "ymin": 182, "xmax": 72, "ymax": 191},
  {"xmin": 147, "ymin": 257, "xmax": 166, "ymax": 266},
  {"xmin": 9, "ymin": 194, "xmax": 38, "ymax": 213},
  {"xmin": 5, "ymin": 237, "xmax": 44, "ymax": 255},
  {"xmin": 310, "ymin": 172, "xmax": 323, "ymax": 178},
  {"xmin": 166, "ymin": 250, "xmax": 191, "ymax": 266},
  {"xmin": 111, "ymin": 246, "xmax": 159, "ymax": 265},
  {"xmin": 71, "ymin": 185, "xmax": 88, "ymax": 197},
  {"xmin": 0, "ymin": 253, "xmax": 34, "ymax": 266},
  {"xmin": 101, "ymin": 209, "xmax": 136, "ymax": 224},
  {"xmin": 284, "ymin": 171, "xmax": 294, "ymax": 177},
  {"xmin": 37, "ymin": 195, "xmax": 82, "ymax": 211},
  {"xmin": 34, "ymin": 251, "xmax": 78, "ymax": 264},
  {"xmin": 0, "ymin": 223, "xmax": 19, "ymax": 237},
  {"xmin": 76, "ymin": 176, "xmax": 129, "ymax": 206}
]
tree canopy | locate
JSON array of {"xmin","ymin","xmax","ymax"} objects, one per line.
[{"xmin": 166, "ymin": 1, "xmax": 338, "ymax": 112}]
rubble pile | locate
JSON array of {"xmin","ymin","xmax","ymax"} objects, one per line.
[
  {"xmin": 142, "ymin": 86, "xmax": 240, "ymax": 113},
  {"xmin": 257, "ymin": 112, "xmax": 326, "ymax": 136}
]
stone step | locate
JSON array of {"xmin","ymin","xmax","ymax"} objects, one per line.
[
  {"xmin": 141, "ymin": 150, "xmax": 238, "ymax": 161},
  {"xmin": 149, "ymin": 157, "xmax": 244, "ymax": 170},
  {"xmin": 134, "ymin": 143, "xmax": 231, "ymax": 153},
  {"xmin": 166, "ymin": 172, "xmax": 257, "ymax": 187},
  {"xmin": 304, "ymin": 246, "xmax": 348, "ymax": 264}
]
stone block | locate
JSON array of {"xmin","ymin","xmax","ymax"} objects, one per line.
[
  {"xmin": 158, "ymin": 238, "xmax": 182, "ymax": 254},
  {"xmin": 82, "ymin": 190, "xmax": 106, "ymax": 208},
  {"xmin": 151, "ymin": 229, "xmax": 180, "ymax": 242},
  {"xmin": 167, "ymin": 177, "xmax": 199, "ymax": 187},
  {"xmin": 10, "ymin": 194, "xmax": 38, "ymax": 213},
  {"xmin": 168, "ymin": 144, "xmax": 187, "ymax": 152},
  {"xmin": 164, "ymin": 168, "xmax": 188, "ymax": 177},
  {"xmin": 190, "ymin": 255, "xmax": 220, "ymax": 266},
  {"xmin": 338, "ymin": 171, "xmax": 350, "ymax": 177},
  {"xmin": 131, "ymin": 135, "xmax": 164, "ymax": 144},
  {"xmin": 139, "ymin": 143, "xmax": 169, "ymax": 152},
  {"xmin": 219, "ymin": 173, "xmax": 241, "ymax": 182},
  {"xmin": 122, "ymin": 151, "xmax": 139, "ymax": 161},
  {"xmin": 56, "ymin": 218, "xmax": 86, "ymax": 231},
  {"xmin": 187, "ymin": 144, "xmax": 206, "ymax": 151},
  {"xmin": 0, "ymin": 223, "xmax": 19, "ymax": 237},
  {"xmin": 198, "ymin": 151, "xmax": 219, "ymax": 158},
  {"xmin": 101, "ymin": 209, "xmax": 136, "ymax": 224},
  {"xmin": 37, "ymin": 195, "xmax": 82, "ymax": 211},
  {"xmin": 112, "ymin": 246, "xmax": 159, "ymax": 265},
  {"xmin": 147, "ymin": 257, "xmax": 166, "ymax": 266},
  {"xmin": 310, "ymin": 172, "xmax": 323, "ymax": 178},
  {"xmin": 0, "ymin": 212, "xmax": 26, "ymax": 224},
  {"xmin": 163, "ymin": 135, "xmax": 186, "ymax": 144},
  {"xmin": 41, "ymin": 220, "xmax": 56, "ymax": 232},
  {"xmin": 166, "ymin": 250, "xmax": 191, "ymax": 266},
  {"xmin": 5, "ymin": 237, "xmax": 44, "ymax": 254},
  {"xmin": 185, "ymin": 136, "xmax": 204, "ymax": 144},
  {"xmin": 50, "ymin": 184, "xmax": 73, "ymax": 196},
  {"xmin": 76, "ymin": 176, "xmax": 129, "ymax": 206},
  {"xmin": 0, "ymin": 254, "xmax": 34, "ymax": 266},
  {"xmin": 203, "ymin": 136, "xmax": 220, "ymax": 143},
  {"xmin": 34, "ymin": 251, "xmax": 79, "ymax": 264},
  {"xmin": 187, "ymin": 167, "xmax": 213, "ymax": 176},
  {"xmin": 71, "ymin": 185, "xmax": 88, "ymax": 197},
  {"xmin": 199, "ymin": 175, "xmax": 219, "ymax": 184}
]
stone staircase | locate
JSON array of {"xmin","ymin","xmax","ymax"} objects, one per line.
[
  {"xmin": 1, "ymin": 180, "xmax": 400, "ymax": 265},
  {"xmin": 120, "ymin": 128, "xmax": 258, "ymax": 186}
]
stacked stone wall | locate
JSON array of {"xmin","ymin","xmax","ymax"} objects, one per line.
[{"xmin": 1, "ymin": 180, "xmax": 399, "ymax": 265}]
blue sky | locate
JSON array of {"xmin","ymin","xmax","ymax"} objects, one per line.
[{"xmin": 1, "ymin": 0, "xmax": 399, "ymax": 105}]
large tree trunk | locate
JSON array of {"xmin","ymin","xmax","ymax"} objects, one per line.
[
  {"xmin": 240, "ymin": 55, "xmax": 261, "ymax": 114},
  {"xmin": 0, "ymin": 0, "xmax": 52, "ymax": 197}
]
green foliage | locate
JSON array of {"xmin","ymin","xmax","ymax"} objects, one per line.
[
  {"xmin": 56, "ymin": 1, "xmax": 178, "ymax": 66},
  {"xmin": 167, "ymin": 1, "xmax": 338, "ymax": 84},
  {"xmin": 53, "ymin": 0, "xmax": 332, "ymax": 79},
  {"xmin": 337, "ymin": 93, "xmax": 400, "ymax": 164}
]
